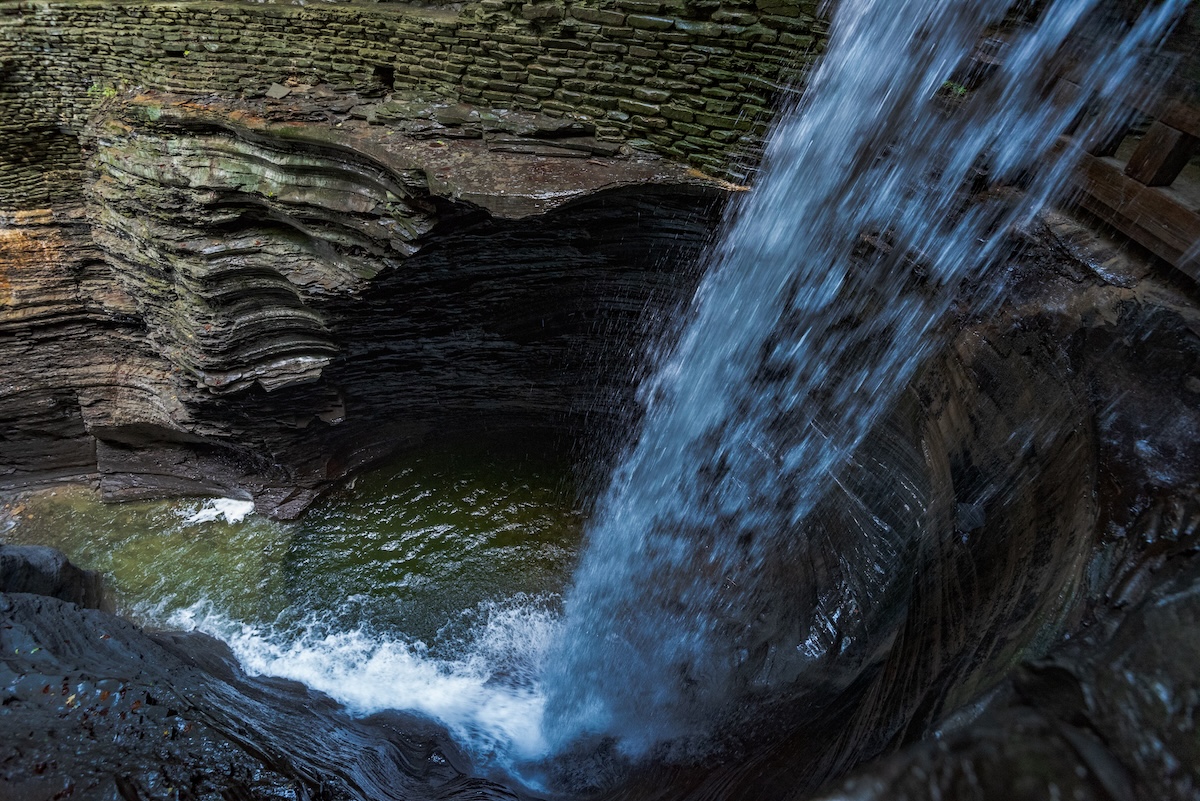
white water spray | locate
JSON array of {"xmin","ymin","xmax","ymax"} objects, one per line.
[{"xmin": 167, "ymin": 594, "xmax": 563, "ymax": 770}]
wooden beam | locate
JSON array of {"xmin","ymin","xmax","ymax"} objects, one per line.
[
  {"xmin": 1156, "ymin": 99, "xmax": 1200, "ymax": 141},
  {"xmin": 1067, "ymin": 151, "xmax": 1200, "ymax": 282},
  {"xmin": 1124, "ymin": 120, "xmax": 1199, "ymax": 186},
  {"xmin": 1054, "ymin": 76, "xmax": 1200, "ymax": 140}
]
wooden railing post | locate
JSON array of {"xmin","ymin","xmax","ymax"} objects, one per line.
[{"xmin": 1123, "ymin": 120, "xmax": 1199, "ymax": 186}]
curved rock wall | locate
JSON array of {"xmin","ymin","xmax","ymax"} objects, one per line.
[
  {"xmin": 2, "ymin": 95, "xmax": 726, "ymax": 515},
  {"xmin": 577, "ymin": 215, "xmax": 1200, "ymax": 801}
]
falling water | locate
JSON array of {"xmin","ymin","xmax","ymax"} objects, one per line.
[{"xmin": 540, "ymin": 0, "xmax": 1185, "ymax": 764}]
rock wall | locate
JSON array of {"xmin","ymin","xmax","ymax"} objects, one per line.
[
  {"xmin": 0, "ymin": 0, "xmax": 827, "ymax": 208},
  {"xmin": 2, "ymin": 90, "xmax": 727, "ymax": 515},
  {"xmin": 0, "ymin": 0, "xmax": 822, "ymax": 510}
]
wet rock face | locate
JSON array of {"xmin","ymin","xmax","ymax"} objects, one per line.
[
  {"xmin": 0, "ymin": 545, "xmax": 106, "ymax": 610},
  {"xmin": 1, "ymin": 97, "xmax": 724, "ymax": 516},
  {"xmin": 0, "ymin": 546, "xmax": 518, "ymax": 801},
  {"xmin": 814, "ymin": 554, "xmax": 1200, "ymax": 801},
  {"xmin": 3, "ymin": 232, "xmax": 1197, "ymax": 801},
  {"xmin": 785, "ymin": 225, "xmax": 1200, "ymax": 801},
  {"xmin": 556, "ymin": 221, "xmax": 1200, "ymax": 801}
]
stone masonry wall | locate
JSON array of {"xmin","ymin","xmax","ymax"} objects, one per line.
[{"xmin": 0, "ymin": 0, "xmax": 827, "ymax": 207}]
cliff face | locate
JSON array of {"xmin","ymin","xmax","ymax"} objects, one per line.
[
  {"xmin": 3, "ymin": 90, "xmax": 729, "ymax": 515},
  {"xmin": 0, "ymin": 0, "xmax": 828, "ymax": 512}
]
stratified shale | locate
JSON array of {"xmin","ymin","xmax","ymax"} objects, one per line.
[{"xmin": 3, "ymin": 93, "xmax": 727, "ymax": 516}]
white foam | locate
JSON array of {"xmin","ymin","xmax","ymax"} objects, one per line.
[
  {"xmin": 184, "ymin": 498, "xmax": 256, "ymax": 524},
  {"xmin": 166, "ymin": 597, "xmax": 559, "ymax": 769}
]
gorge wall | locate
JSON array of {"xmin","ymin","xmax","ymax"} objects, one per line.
[
  {"xmin": 0, "ymin": 0, "xmax": 832, "ymax": 514},
  {"xmin": 3, "ymin": 211, "xmax": 1199, "ymax": 801},
  {"xmin": 1, "ymin": 0, "xmax": 825, "ymax": 211},
  {"xmin": 3, "ymin": 1, "xmax": 1200, "ymax": 799}
]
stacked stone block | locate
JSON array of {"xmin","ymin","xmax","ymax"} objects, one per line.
[{"xmin": 0, "ymin": 0, "xmax": 828, "ymax": 207}]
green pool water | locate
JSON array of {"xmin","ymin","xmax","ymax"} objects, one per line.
[{"xmin": 2, "ymin": 447, "xmax": 584, "ymax": 648}]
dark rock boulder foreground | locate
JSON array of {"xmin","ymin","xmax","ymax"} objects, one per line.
[{"xmin": 0, "ymin": 544, "xmax": 523, "ymax": 801}]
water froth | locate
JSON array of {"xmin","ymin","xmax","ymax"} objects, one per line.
[
  {"xmin": 164, "ymin": 595, "xmax": 561, "ymax": 769},
  {"xmin": 183, "ymin": 498, "xmax": 256, "ymax": 525}
]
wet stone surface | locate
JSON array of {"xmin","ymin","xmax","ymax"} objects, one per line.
[{"xmin": 0, "ymin": 546, "xmax": 524, "ymax": 801}]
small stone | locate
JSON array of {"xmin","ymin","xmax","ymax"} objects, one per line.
[{"xmin": 265, "ymin": 83, "xmax": 291, "ymax": 100}]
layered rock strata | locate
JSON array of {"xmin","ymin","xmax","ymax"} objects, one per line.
[{"xmin": 2, "ymin": 94, "xmax": 726, "ymax": 515}]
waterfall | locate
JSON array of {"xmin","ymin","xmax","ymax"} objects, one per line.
[{"xmin": 539, "ymin": 0, "xmax": 1185, "ymax": 763}]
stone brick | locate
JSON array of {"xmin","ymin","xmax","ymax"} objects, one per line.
[
  {"xmin": 630, "ymin": 114, "xmax": 669, "ymax": 129},
  {"xmin": 692, "ymin": 110, "xmax": 753, "ymax": 130},
  {"xmin": 569, "ymin": 8, "xmax": 627, "ymax": 26},
  {"xmin": 660, "ymin": 104, "xmax": 693, "ymax": 122},
  {"xmin": 673, "ymin": 19, "xmax": 722, "ymax": 37},
  {"xmin": 521, "ymin": 4, "xmax": 564, "ymax": 21},
  {"xmin": 633, "ymin": 86, "xmax": 671, "ymax": 102},
  {"xmin": 712, "ymin": 10, "xmax": 760, "ymax": 24},
  {"xmin": 779, "ymin": 32, "xmax": 815, "ymax": 48},
  {"xmin": 626, "ymin": 15, "xmax": 675, "ymax": 31},
  {"xmin": 617, "ymin": 98, "xmax": 660, "ymax": 116},
  {"xmin": 616, "ymin": 0, "xmax": 664, "ymax": 12}
]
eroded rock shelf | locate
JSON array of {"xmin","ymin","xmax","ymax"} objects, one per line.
[{"xmin": 4, "ymin": 92, "xmax": 729, "ymax": 516}]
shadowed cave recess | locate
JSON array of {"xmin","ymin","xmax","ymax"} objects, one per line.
[{"xmin": 1, "ymin": 0, "xmax": 1200, "ymax": 799}]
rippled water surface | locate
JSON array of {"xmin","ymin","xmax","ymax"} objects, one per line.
[
  {"xmin": 7, "ymin": 448, "xmax": 581, "ymax": 639},
  {"xmin": 3, "ymin": 447, "xmax": 583, "ymax": 764}
]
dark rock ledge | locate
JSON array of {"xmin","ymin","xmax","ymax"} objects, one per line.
[{"xmin": 0, "ymin": 543, "xmax": 525, "ymax": 801}]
